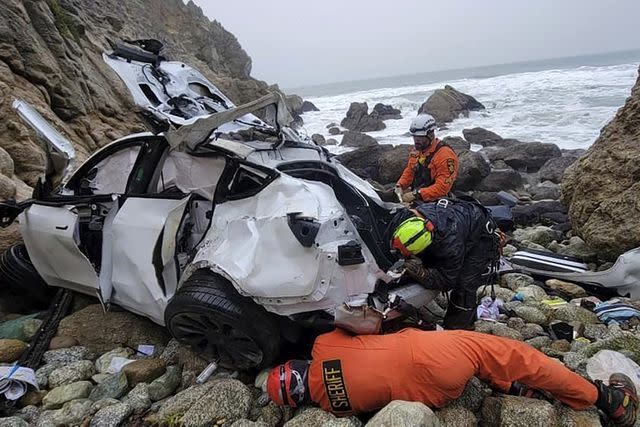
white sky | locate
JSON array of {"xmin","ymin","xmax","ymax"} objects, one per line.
[{"xmin": 191, "ymin": 0, "xmax": 640, "ymax": 88}]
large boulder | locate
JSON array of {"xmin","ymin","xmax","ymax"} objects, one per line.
[
  {"xmin": 418, "ymin": 85, "xmax": 484, "ymax": 124},
  {"xmin": 512, "ymin": 201, "xmax": 568, "ymax": 227},
  {"xmin": 340, "ymin": 102, "xmax": 386, "ymax": 132},
  {"xmin": 477, "ymin": 169, "xmax": 523, "ymax": 192},
  {"xmin": 371, "ymin": 103, "xmax": 402, "ymax": 120},
  {"xmin": 538, "ymin": 155, "xmax": 580, "ymax": 184},
  {"xmin": 441, "ymin": 136, "xmax": 470, "ymax": 153},
  {"xmin": 487, "ymin": 142, "xmax": 562, "ymax": 172},
  {"xmin": 481, "ymin": 396, "xmax": 558, "ymax": 427},
  {"xmin": 562, "ymin": 68, "xmax": 640, "ymax": 260},
  {"xmin": 453, "ymin": 151, "xmax": 491, "ymax": 191},
  {"xmin": 340, "ymin": 131, "xmax": 379, "ymax": 148},
  {"xmin": 300, "ymin": 100, "xmax": 319, "ymax": 112},
  {"xmin": 337, "ymin": 145, "xmax": 393, "ymax": 182},
  {"xmin": 377, "ymin": 145, "xmax": 413, "ymax": 184},
  {"xmin": 462, "ymin": 128, "xmax": 503, "ymax": 147}
]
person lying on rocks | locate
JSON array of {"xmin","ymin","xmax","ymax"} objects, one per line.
[
  {"xmin": 261, "ymin": 328, "xmax": 638, "ymax": 427},
  {"xmin": 395, "ymin": 113, "xmax": 459, "ymax": 203},
  {"xmin": 387, "ymin": 198, "xmax": 505, "ymax": 329}
]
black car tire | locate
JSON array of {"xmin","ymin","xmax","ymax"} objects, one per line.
[
  {"xmin": 164, "ymin": 269, "xmax": 281, "ymax": 370},
  {"xmin": 0, "ymin": 244, "xmax": 53, "ymax": 312}
]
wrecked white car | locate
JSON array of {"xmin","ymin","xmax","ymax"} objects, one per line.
[{"xmin": 0, "ymin": 40, "xmax": 436, "ymax": 369}]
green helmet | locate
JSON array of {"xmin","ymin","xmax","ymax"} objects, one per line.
[{"xmin": 391, "ymin": 216, "xmax": 433, "ymax": 257}]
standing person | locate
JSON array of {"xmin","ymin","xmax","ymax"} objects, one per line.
[
  {"xmin": 388, "ymin": 199, "xmax": 501, "ymax": 329},
  {"xmin": 396, "ymin": 113, "xmax": 459, "ymax": 203},
  {"xmin": 264, "ymin": 328, "xmax": 638, "ymax": 427}
]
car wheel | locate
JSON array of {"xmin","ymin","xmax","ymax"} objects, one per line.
[
  {"xmin": 0, "ymin": 244, "xmax": 53, "ymax": 312},
  {"xmin": 164, "ymin": 269, "xmax": 281, "ymax": 370}
]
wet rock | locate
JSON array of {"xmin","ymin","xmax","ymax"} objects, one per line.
[
  {"xmin": 366, "ymin": 400, "xmax": 440, "ymax": 427},
  {"xmin": 531, "ymin": 181, "xmax": 561, "ymax": 201},
  {"xmin": 488, "ymin": 142, "xmax": 562, "ymax": 172},
  {"xmin": 419, "ymin": 85, "xmax": 485, "ymax": 124},
  {"xmin": 336, "ymin": 145, "xmax": 393, "ymax": 182},
  {"xmin": 538, "ymin": 156, "xmax": 579, "ymax": 184},
  {"xmin": 514, "ymin": 306, "xmax": 548, "ymax": 325},
  {"xmin": 448, "ymin": 377, "xmax": 492, "ymax": 412},
  {"xmin": 371, "ymin": 103, "xmax": 402, "ymax": 121},
  {"xmin": 437, "ymin": 406, "xmax": 476, "ymax": 426},
  {"xmin": 57, "ymin": 304, "xmax": 170, "ymax": 355},
  {"xmin": 90, "ymin": 402, "xmax": 132, "ymax": 427},
  {"xmin": 583, "ymin": 324, "xmax": 609, "ymax": 341},
  {"xmin": 512, "ymin": 201, "xmax": 568, "ymax": 227},
  {"xmin": 481, "ymin": 395, "xmax": 558, "ymax": 426},
  {"xmin": 179, "ymin": 379, "xmax": 252, "ymax": 426},
  {"xmin": 43, "ymin": 346, "xmax": 93, "ymax": 366},
  {"xmin": 121, "ymin": 383, "xmax": 152, "ymax": 413},
  {"xmin": 454, "ymin": 150, "xmax": 491, "ymax": 191},
  {"xmin": 556, "ymin": 237, "xmax": 598, "ymax": 263},
  {"xmin": 122, "ymin": 358, "xmax": 166, "ymax": 387},
  {"xmin": 48, "ymin": 359, "xmax": 95, "ymax": 388},
  {"xmin": 0, "ymin": 417, "xmax": 28, "ymax": 427},
  {"xmin": 377, "ymin": 145, "xmax": 413, "ymax": 184},
  {"xmin": 311, "ymin": 134, "xmax": 325, "ymax": 145},
  {"xmin": 325, "ymin": 138, "xmax": 338, "ymax": 146},
  {"xmin": 48, "ymin": 336, "xmax": 79, "ymax": 350},
  {"xmin": 340, "ymin": 131, "xmax": 379, "ymax": 148},
  {"xmin": 89, "ymin": 372, "xmax": 129, "ymax": 401},
  {"xmin": 148, "ymin": 365, "xmax": 182, "ymax": 401},
  {"xmin": 501, "ymin": 273, "xmax": 535, "ymax": 291},
  {"xmin": 21, "ymin": 318, "xmax": 42, "ymax": 341},
  {"xmin": 0, "ymin": 338, "xmax": 26, "ymax": 362},
  {"xmin": 95, "ymin": 347, "xmax": 134, "ymax": 374},
  {"xmin": 513, "ymin": 226, "xmax": 562, "ymax": 247},
  {"xmin": 515, "ymin": 285, "xmax": 548, "ymax": 302},
  {"xmin": 328, "ymin": 127, "xmax": 341, "ymax": 135},
  {"xmin": 478, "ymin": 169, "xmax": 523, "ymax": 192},
  {"xmin": 552, "ymin": 305, "xmax": 599, "ymax": 325},
  {"xmin": 462, "ymin": 127, "xmax": 503, "ymax": 147},
  {"xmin": 441, "ymin": 136, "xmax": 470, "ymax": 153},
  {"xmin": 341, "ymin": 102, "xmax": 385, "ymax": 132},
  {"xmin": 301, "ymin": 101, "xmax": 319, "ymax": 113},
  {"xmin": 558, "ymin": 406, "xmax": 601, "ymax": 427},
  {"xmin": 526, "ymin": 336, "xmax": 553, "ymax": 350},
  {"xmin": 43, "ymin": 381, "xmax": 93, "ymax": 410},
  {"xmin": 545, "ymin": 279, "xmax": 587, "ymax": 299}
]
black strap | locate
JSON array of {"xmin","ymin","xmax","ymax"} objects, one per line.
[{"xmin": 412, "ymin": 141, "xmax": 450, "ymax": 189}]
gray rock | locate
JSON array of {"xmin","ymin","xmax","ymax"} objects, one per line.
[
  {"xmin": 92, "ymin": 373, "xmax": 112, "ymax": 384},
  {"xmin": 478, "ymin": 169, "xmax": 523, "ymax": 192},
  {"xmin": 41, "ymin": 398, "xmax": 93, "ymax": 426},
  {"xmin": 419, "ymin": 85, "xmax": 485, "ymax": 124},
  {"xmin": 43, "ymin": 346, "xmax": 93, "ymax": 366},
  {"xmin": 441, "ymin": 136, "xmax": 470, "ymax": 153},
  {"xmin": 121, "ymin": 382, "xmax": 151, "ymax": 413},
  {"xmin": 502, "ymin": 244, "xmax": 517, "ymax": 257},
  {"xmin": 340, "ymin": 102, "xmax": 385, "ymax": 132},
  {"xmin": 48, "ymin": 359, "xmax": 95, "ymax": 388},
  {"xmin": 325, "ymin": 138, "xmax": 338, "ymax": 145},
  {"xmin": 311, "ymin": 134, "xmax": 325, "ymax": 145},
  {"xmin": 454, "ymin": 150, "xmax": 491, "ymax": 191},
  {"xmin": 0, "ymin": 417, "xmax": 29, "ymax": 427},
  {"xmin": 514, "ymin": 285, "xmax": 548, "ymax": 302},
  {"xmin": 95, "ymin": 347, "xmax": 133, "ymax": 374},
  {"xmin": 519, "ymin": 241, "xmax": 552, "ymax": 252},
  {"xmin": 477, "ymin": 286, "xmax": 516, "ymax": 303},
  {"xmin": 36, "ymin": 364, "xmax": 58, "ymax": 389},
  {"xmin": 340, "ymin": 131, "xmax": 379, "ymax": 148},
  {"xmin": 462, "ymin": 127, "xmax": 503, "ymax": 147},
  {"xmin": 583, "ymin": 324, "xmax": 609, "ymax": 341},
  {"xmin": 231, "ymin": 421, "xmax": 270, "ymax": 427},
  {"xmin": 513, "ymin": 226, "xmax": 562, "ymax": 247},
  {"xmin": 488, "ymin": 142, "xmax": 562, "ymax": 172},
  {"xmin": 557, "ymin": 236, "xmax": 598, "ymax": 263},
  {"xmin": 538, "ymin": 156, "xmax": 579, "ymax": 183},
  {"xmin": 520, "ymin": 323, "xmax": 546, "ymax": 340},
  {"xmin": 90, "ymin": 402, "xmax": 132, "ymax": 427},
  {"xmin": 579, "ymin": 332, "xmax": 640, "ymax": 364},
  {"xmin": 21, "ymin": 318, "xmax": 43, "ymax": 341},
  {"xmin": 146, "ymin": 382, "xmax": 217, "ymax": 424},
  {"xmin": 180, "ymin": 379, "xmax": 252, "ymax": 426},
  {"xmin": 15, "ymin": 405, "xmax": 41, "ymax": 424},
  {"xmin": 366, "ymin": 400, "xmax": 441, "ymax": 427},
  {"xmin": 552, "ymin": 305, "xmax": 599, "ymax": 325},
  {"xmin": 501, "ymin": 273, "xmax": 535, "ymax": 291},
  {"xmin": 531, "ymin": 181, "xmax": 561, "ymax": 201},
  {"xmin": 43, "ymin": 381, "xmax": 93, "ymax": 410},
  {"xmin": 526, "ymin": 336, "xmax": 553, "ymax": 350},
  {"xmin": 475, "ymin": 321, "xmax": 523, "ymax": 341},
  {"xmin": 558, "ymin": 406, "xmax": 601, "ymax": 427},
  {"xmin": 148, "ymin": 365, "xmax": 182, "ymax": 401},
  {"xmin": 448, "ymin": 377, "xmax": 491, "ymax": 412},
  {"xmin": 437, "ymin": 406, "xmax": 476, "ymax": 427},
  {"xmin": 328, "ymin": 127, "xmax": 341, "ymax": 135},
  {"xmin": 514, "ymin": 306, "xmax": 548, "ymax": 325},
  {"xmin": 301, "ymin": 101, "xmax": 319, "ymax": 113},
  {"xmin": 507, "ymin": 317, "xmax": 526, "ymax": 331},
  {"xmin": 89, "ymin": 398, "xmax": 120, "ymax": 415},
  {"xmin": 89, "ymin": 372, "xmax": 129, "ymax": 401},
  {"xmin": 283, "ymin": 407, "xmax": 335, "ymax": 427},
  {"xmin": 481, "ymin": 395, "xmax": 558, "ymax": 426}
]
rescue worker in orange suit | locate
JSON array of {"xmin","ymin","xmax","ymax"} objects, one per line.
[
  {"xmin": 387, "ymin": 200, "xmax": 500, "ymax": 329},
  {"xmin": 264, "ymin": 328, "xmax": 638, "ymax": 426},
  {"xmin": 396, "ymin": 113, "xmax": 459, "ymax": 203}
]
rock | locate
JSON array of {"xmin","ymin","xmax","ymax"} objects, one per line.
[
  {"xmin": 300, "ymin": 101, "xmax": 319, "ymax": 113},
  {"xmin": 89, "ymin": 372, "xmax": 129, "ymax": 401},
  {"xmin": 328, "ymin": 127, "xmax": 341, "ymax": 135},
  {"xmin": 49, "ymin": 336, "xmax": 79, "ymax": 350},
  {"xmin": 520, "ymin": 323, "xmax": 546, "ymax": 340},
  {"xmin": 514, "ymin": 306, "xmax": 548, "ymax": 325},
  {"xmin": 556, "ymin": 237, "xmax": 598, "ymax": 263},
  {"xmin": 43, "ymin": 346, "xmax": 93, "ymax": 366},
  {"xmin": 513, "ymin": 226, "xmax": 562, "ymax": 247},
  {"xmin": 448, "ymin": 377, "xmax": 492, "ymax": 412},
  {"xmin": 0, "ymin": 417, "xmax": 28, "ymax": 427},
  {"xmin": 0, "ymin": 314, "xmax": 40, "ymax": 340},
  {"xmin": 583, "ymin": 324, "xmax": 609, "ymax": 341},
  {"xmin": 43, "ymin": 381, "xmax": 93, "ymax": 410},
  {"xmin": 377, "ymin": 145, "xmax": 413, "ymax": 184},
  {"xmin": 545, "ymin": 279, "xmax": 587, "ymax": 299},
  {"xmin": 475, "ymin": 321, "xmax": 523, "ymax": 341},
  {"xmin": 57, "ymin": 305, "xmax": 170, "ymax": 355},
  {"xmin": 441, "ymin": 136, "xmax": 470, "ymax": 153},
  {"xmin": 437, "ymin": 407, "xmax": 476, "ymax": 427},
  {"xmin": 515, "ymin": 285, "xmax": 548, "ymax": 302},
  {"xmin": 325, "ymin": 138, "xmax": 338, "ymax": 146},
  {"xmin": 336, "ymin": 145, "xmax": 393, "ymax": 182},
  {"xmin": 501, "ymin": 273, "xmax": 535, "ymax": 291},
  {"xmin": 488, "ymin": 142, "xmax": 562, "ymax": 172},
  {"xmin": 48, "ymin": 360, "xmax": 96, "ymax": 388},
  {"xmin": 562, "ymin": 68, "xmax": 640, "ymax": 260},
  {"xmin": 89, "ymin": 398, "xmax": 120, "ymax": 415},
  {"xmin": 283, "ymin": 407, "xmax": 336, "ymax": 427},
  {"xmin": 19, "ymin": 390, "xmax": 46, "ymax": 407},
  {"xmin": 36, "ymin": 364, "xmax": 58, "ymax": 389},
  {"xmin": 232, "ymin": 421, "xmax": 270, "ymax": 427},
  {"xmin": 366, "ymin": 400, "xmax": 440, "ymax": 426},
  {"xmin": 531, "ymin": 181, "xmax": 561, "ymax": 201},
  {"xmin": 95, "ymin": 347, "xmax": 134, "ymax": 374},
  {"xmin": 502, "ymin": 244, "xmax": 517, "ymax": 257},
  {"xmin": 340, "ymin": 102, "xmax": 385, "ymax": 132},
  {"xmin": 15, "ymin": 405, "xmax": 40, "ymax": 424},
  {"xmin": 121, "ymin": 383, "xmax": 151, "ymax": 413},
  {"xmin": 148, "ymin": 365, "xmax": 182, "ymax": 401},
  {"xmin": 552, "ymin": 305, "xmax": 599, "ymax": 325},
  {"xmin": 549, "ymin": 339, "xmax": 572, "ymax": 352},
  {"xmin": 340, "ymin": 131, "xmax": 379, "ymax": 148},
  {"xmin": 481, "ymin": 395, "xmax": 558, "ymax": 426},
  {"xmin": 21, "ymin": 318, "xmax": 42, "ymax": 341},
  {"xmin": 122, "ymin": 358, "xmax": 166, "ymax": 387},
  {"xmin": 42, "ymin": 398, "xmax": 93, "ymax": 426},
  {"xmin": 419, "ymin": 85, "xmax": 485, "ymax": 124},
  {"xmin": 526, "ymin": 336, "xmax": 553, "ymax": 350},
  {"xmin": 159, "ymin": 338, "xmax": 209, "ymax": 373},
  {"xmin": 146, "ymin": 383, "xmax": 216, "ymax": 424},
  {"xmin": 462, "ymin": 128, "xmax": 504, "ymax": 147},
  {"xmin": 512, "ymin": 201, "xmax": 568, "ymax": 227},
  {"xmin": 538, "ymin": 156, "xmax": 579, "ymax": 184},
  {"xmin": 477, "ymin": 286, "xmax": 516, "ymax": 303},
  {"xmin": 454, "ymin": 150, "xmax": 491, "ymax": 191},
  {"xmin": 311, "ymin": 134, "xmax": 325, "ymax": 145},
  {"xmin": 371, "ymin": 103, "xmax": 402, "ymax": 120},
  {"xmin": 90, "ymin": 402, "xmax": 132, "ymax": 427},
  {"xmin": 0, "ymin": 338, "xmax": 26, "ymax": 362},
  {"xmin": 558, "ymin": 406, "xmax": 601, "ymax": 427},
  {"xmin": 92, "ymin": 373, "xmax": 111, "ymax": 384},
  {"xmin": 478, "ymin": 169, "xmax": 523, "ymax": 192},
  {"xmin": 179, "ymin": 379, "xmax": 253, "ymax": 426},
  {"xmin": 579, "ymin": 332, "xmax": 640, "ymax": 364}
]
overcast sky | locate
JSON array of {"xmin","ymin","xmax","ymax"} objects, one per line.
[{"xmin": 192, "ymin": 0, "xmax": 640, "ymax": 88}]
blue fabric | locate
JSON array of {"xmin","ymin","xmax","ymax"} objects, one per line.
[{"xmin": 594, "ymin": 300, "xmax": 640, "ymax": 324}]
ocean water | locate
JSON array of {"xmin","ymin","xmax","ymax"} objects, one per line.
[{"xmin": 293, "ymin": 50, "xmax": 640, "ymax": 151}]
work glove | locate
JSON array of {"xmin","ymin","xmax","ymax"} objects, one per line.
[
  {"xmin": 403, "ymin": 256, "xmax": 430, "ymax": 287},
  {"xmin": 401, "ymin": 190, "xmax": 417, "ymax": 203}
]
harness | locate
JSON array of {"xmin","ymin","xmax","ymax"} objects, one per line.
[{"xmin": 412, "ymin": 140, "xmax": 450, "ymax": 189}]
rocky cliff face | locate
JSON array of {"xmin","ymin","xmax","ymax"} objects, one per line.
[
  {"xmin": 0, "ymin": 0, "xmax": 279, "ymax": 250},
  {"xmin": 562, "ymin": 67, "xmax": 640, "ymax": 260}
]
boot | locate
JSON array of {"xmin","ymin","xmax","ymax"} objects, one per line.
[{"xmin": 595, "ymin": 373, "xmax": 638, "ymax": 427}]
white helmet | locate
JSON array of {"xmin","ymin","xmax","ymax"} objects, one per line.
[{"xmin": 409, "ymin": 113, "xmax": 436, "ymax": 136}]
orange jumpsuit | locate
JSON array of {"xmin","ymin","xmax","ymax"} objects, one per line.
[
  {"xmin": 308, "ymin": 328, "xmax": 598, "ymax": 416},
  {"xmin": 397, "ymin": 139, "xmax": 459, "ymax": 201}
]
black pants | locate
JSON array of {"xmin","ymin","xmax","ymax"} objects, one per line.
[{"xmin": 443, "ymin": 227, "xmax": 497, "ymax": 330}]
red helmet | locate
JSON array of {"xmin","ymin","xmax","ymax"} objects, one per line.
[{"xmin": 266, "ymin": 360, "xmax": 310, "ymax": 407}]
